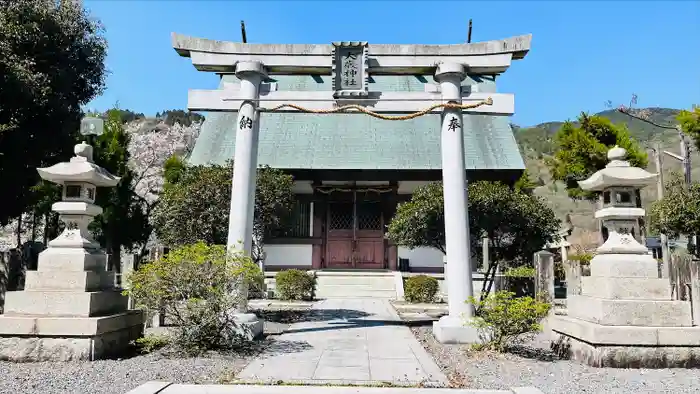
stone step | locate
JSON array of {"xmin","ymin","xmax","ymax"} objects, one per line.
[
  {"xmin": 315, "ymin": 276, "xmax": 395, "ymax": 286},
  {"xmin": 315, "ymin": 270, "xmax": 394, "ymax": 277},
  {"xmin": 315, "ymin": 291, "xmax": 397, "ymax": 299},
  {"xmin": 315, "ymin": 281, "xmax": 396, "ymax": 290}
]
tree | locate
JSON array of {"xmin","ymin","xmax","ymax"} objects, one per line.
[
  {"xmin": 89, "ymin": 109, "xmax": 151, "ymax": 273},
  {"xmin": 0, "ymin": 0, "xmax": 107, "ymax": 225},
  {"xmin": 546, "ymin": 113, "xmax": 647, "ymax": 200},
  {"xmin": 387, "ymin": 181, "xmax": 561, "ymax": 297},
  {"xmin": 678, "ymin": 106, "xmax": 700, "ymax": 151},
  {"xmin": 127, "ymin": 117, "xmax": 202, "ymax": 205},
  {"xmin": 155, "ymin": 110, "xmax": 205, "ymax": 127},
  {"xmin": 514, "ymin": 169, "xmax": 540, "ymax": 195},
  {"xmin": 649, "ymin": 172, "xmax": 700, "ymax": 256},
  {"xmin": 152, "ymin": 162, "xmax": 294, "ymax": 262}
]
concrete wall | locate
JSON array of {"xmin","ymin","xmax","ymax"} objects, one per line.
[
  {"xmin": 397, "ymin": 246, "xmax": 481, "ymax": 272},
  {"xmin": 264, "ymin": 244, "xmax": 313, "ymax": 267}
]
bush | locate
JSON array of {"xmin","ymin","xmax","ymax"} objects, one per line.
[
  {"xmin": 124, "ymin": 242, "xmax": 262, "ymax": 354},
  {"xmin": 275, "ymin": 269, "xmax": 315, "ymax": 301},
  {"xmin": 467, "ymin": 290, "xmax": 551, "ymax": 352},
  {"xmin": 503, "ymin": 266, "xmax": 535, "ymax": 278},
  {"xmin": 404, "ymin": 275, "xmax": 439, "ymax": 303}
]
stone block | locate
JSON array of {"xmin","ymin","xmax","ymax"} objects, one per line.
[
  {"xmin": 580, "ymin": 277, "xmax": 671, "ymax": 300},
  {"xmin": 550, "ymin": 315, "xmax": 700, "ymax": 346},
  {"xmin": 567, "ymin": 295, "xmax": 692, "ymax": 327},
  {"xmin": 233, "ymin": 313, "xmax": 264, "ymax": 341},
  {"xmin": 432, "ymin": 315, "xmax": 483, "ymax": 344},
  {"xmin": 37, "ymin": 247, "xmax": 107, "ymax": 272},
  {"xmin": 3, "ymin": 290, "xmax": 127, "ymax": 317},
  {"xmin": 0, "ymin": 320, "xmax": 143, "ymax": 362},
  {"xmin": 589, "ymin": 253, "xmax": 658, "ymax": 278},
  {"xmin": 123, "ymin": 382, "xmax": 173, "ymax": 394},
  {"xmin": 0, "ymin": 310, "xmax": 144, "ymax": 336},
  {"xmin": 24, "ymin": 270, "xmax": 114, "ymax": 291},
  {"xmin": 565, "ymin": 259, "xmax": 582, "ymax": 297}
]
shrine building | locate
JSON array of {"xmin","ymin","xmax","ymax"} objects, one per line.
[{"xmin": 174, "ymin": 33, "xmax": 531, "ymax": 273}]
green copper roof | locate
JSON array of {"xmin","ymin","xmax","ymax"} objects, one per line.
[{"xmin": 189, "ymin": 74, "xmax": 524, "ymax": 172}]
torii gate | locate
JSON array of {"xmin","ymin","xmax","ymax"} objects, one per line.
[{"xmin": 172, "ymin": 33, "xmax": 531, "ymax": 343}]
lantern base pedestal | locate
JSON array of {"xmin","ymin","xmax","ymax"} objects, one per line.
[
  {"xmin": 0, "ymin": 311, "xmax": 144, "ymax": 361},
  {"xmin": 37, "ymin": 246, "xmax": 108, "ymax": 272},
  {"xmin": 550, "ymin": 316, "xmax": 700, "ymax": 368}
]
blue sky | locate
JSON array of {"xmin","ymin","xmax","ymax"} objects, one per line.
[{"xmin": 84, "ymin": 0, "xmax": 699, "ymax": 127}]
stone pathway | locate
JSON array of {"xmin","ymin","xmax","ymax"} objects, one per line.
[{"xmin": 237, "ymin": 298, "xmax": 448, "ymax": 386}]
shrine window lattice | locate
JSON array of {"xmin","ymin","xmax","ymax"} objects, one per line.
[
  {"xmin": 275, "ymin": 200, "xmax": 311, "ymax": 238},
  {"xmin": 329, "ymin": 202, "xmax": 382, "ymax": 231}
]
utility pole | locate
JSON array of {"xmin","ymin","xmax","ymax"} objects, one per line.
[
  {"xmin": 240, "ymin": 21, "xmax": 248, "ymax": 43},
  {"xmin": 617, "ymin": 101, "xmax": 696, "ymax": 256},
  {"xmin": 653, "ymin": 144, "xmax": 671, "ymax": 278},
  {"xmin": 467, "ymin": 19, "xmax": 473, "ymax": 43},
  {"xmin": 679, "ymin": 126, "xmax": 692, "ymax": 186}
]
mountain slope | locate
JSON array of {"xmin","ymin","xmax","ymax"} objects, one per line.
[{"xmin": 514, "ymin": 107, "xmax": 696, "ymax": 245}]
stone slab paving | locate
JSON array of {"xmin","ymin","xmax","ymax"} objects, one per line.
[
  {"xmin": 237, "ymin": 298, "xmax": 448, "ymax": 386},
  {"xmin": 127, "ymin": 383, "xmax": 544, "ymax": 394}
]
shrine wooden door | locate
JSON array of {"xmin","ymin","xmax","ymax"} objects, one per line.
[
  {"xmin": 325, "ymin": 199, "xmax": 385, "ymax": 269},
  {"xmin": 326, "ymin": 202, "xmax": 355, "ymax": 268}
]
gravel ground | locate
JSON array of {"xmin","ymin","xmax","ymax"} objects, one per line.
[
  {"xmin": 412, "ymin": 326, "xmax": 700, "ymax": 394},
  {"xmin": 0, "ymin": 308, "xmax": 307, "ymax": 394}
]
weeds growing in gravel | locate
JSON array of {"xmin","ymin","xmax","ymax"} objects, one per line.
[{"xmin": 134, "ymin": 334, "xmax": 170, "ymax": 354}]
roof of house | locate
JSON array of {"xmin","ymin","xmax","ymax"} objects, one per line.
[{"xmin": 188, "ymin": 74, "xmax": 525, "ymax": 174}]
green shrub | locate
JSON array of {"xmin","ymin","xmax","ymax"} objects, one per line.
[
  {"xmin": 124, "ymin": 242, "xmax": 262, "ymax": 354},
  {"xmin": 467, "ymin": 290, "xmax": 551, "ymax": 352},
  {"xmin": 275, "ymin": 269, "xmax": 315, "ymax": 301},
  {"xmin": 569, "ymin": 253, "xmax": 593, "ymax": 265},
  {"xmin": 404, "ymin": 275, "xmax": 439, "ymax": 303},
  {"xmin": 135, "ymin": 334, "xmax": 170, "ymax": 354},
  {"xmin": 503, "ymin": 266, "xmax": 535, "ymax": 278}
]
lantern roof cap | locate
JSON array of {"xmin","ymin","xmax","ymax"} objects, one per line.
[
  {"xmin": 578, "ymin": 146, "xmax": 657, "ymax": 191},
  {"xmin": 36, "ymin": 142, "xmax": 120, "ymax": 187}
]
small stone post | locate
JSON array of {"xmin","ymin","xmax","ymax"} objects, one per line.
[
  {"xmin": 565, "ymin": 259, "xmax": 582, "ymax": 297},
  {"xmin": 534, "ymin": 250, "xmax": 555, "ymax": 304},
  {"xmin": 690, "ymin": 258, "xmax": 700, "ymax": 326},
  {"xmin": 482, "ymin": 236, "xmax": 490, "ymax": 272}
]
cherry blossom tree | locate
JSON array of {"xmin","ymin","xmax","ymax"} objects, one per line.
[{"xmin": 126, "ymin": 119, "xmax": 202, "ymax": 205}]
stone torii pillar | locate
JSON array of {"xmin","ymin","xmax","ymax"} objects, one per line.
[
  {"xmin": 224, "ymin": 61, "xmax": 267, "ymax": 339},
  {"xmin": 432, "ymin": 63, "xmax": 479, "ymax": 344},
  {"xmin": 227, "ymin": 61, "xmax": 267, "ymax": 255}
]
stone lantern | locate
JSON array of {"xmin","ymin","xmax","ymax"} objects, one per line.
[
  {"xmin": 577, "ymin": 145, "xmax": 656, "ymax": 255},
  {"xmin": 0, "ymin": 141, "xmax": 144, "ymax": 362},
  {"xmin": 37, "ymin": 141, "xmax": 118, "ymax": 251},
  {"xmin": 549, "ymin": 145, "xmax": 700, "ymax": 368}
]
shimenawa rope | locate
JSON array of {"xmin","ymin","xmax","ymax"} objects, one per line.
[{"xmin": 259, "ymin": 97, "xmax": 493, "ymax": 121}]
